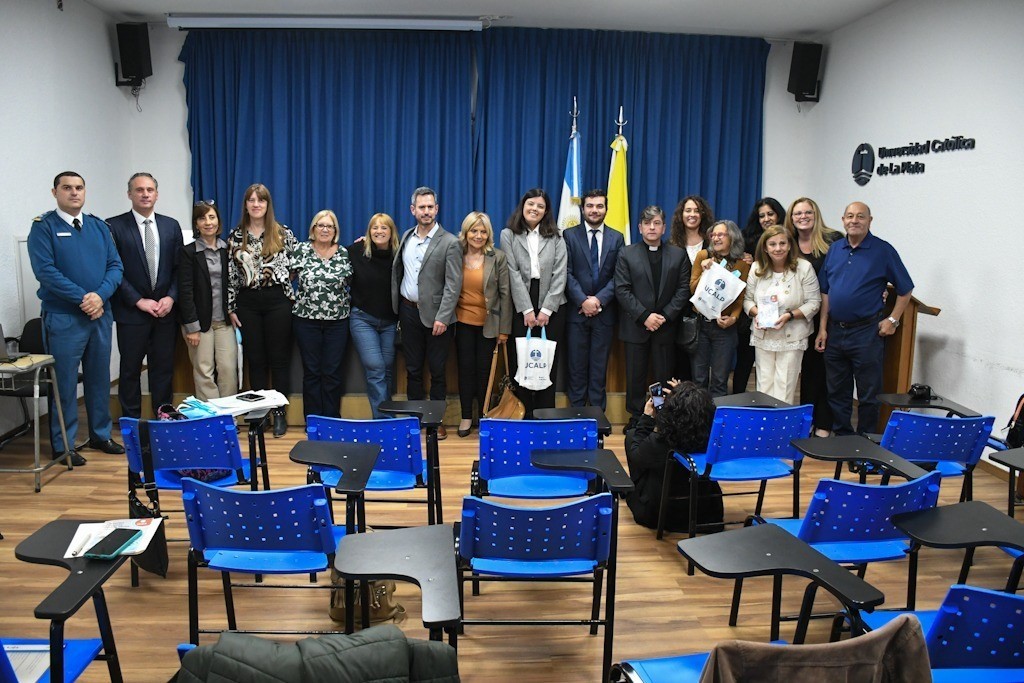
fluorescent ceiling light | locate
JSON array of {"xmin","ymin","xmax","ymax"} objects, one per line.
[{"xmin": 166, "ymin": 14, "xmax": 484, "ymax": 31}]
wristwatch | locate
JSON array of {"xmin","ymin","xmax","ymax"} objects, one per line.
[{"xmin": 887, "ymin": 316, "xmax": 900, "ymax": 328}]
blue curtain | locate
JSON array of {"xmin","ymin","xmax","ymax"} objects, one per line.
[
  {"xmin": 179, "ymin": 28, "xmax": 766, "ymax": 245},
  {"xmin": 180, "ymin": 30, "xmax": 475, "ymax": 243},
  {"xmin": 475, "ymin": 29, "xmax": 769, "ymax": 243}
]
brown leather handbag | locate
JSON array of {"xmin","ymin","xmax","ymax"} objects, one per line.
[{"xmin": 484, "ymin": 343, "xmax": 525, "ymax": 420}]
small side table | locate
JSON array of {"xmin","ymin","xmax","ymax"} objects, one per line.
[
  {"xmin": 534, "ymin": 407, "xmax": 613, "ymax": 447},
  {"xmin": 0, "ymin": 354, "xmax": 71, "ymax": 492},
  {"xmin": 334, "ymin": 523, "xmax": 460, "ymax": 645},
  {"xmin": 878, "ymin": 392, "xmax": 982, "ymax": 418},
  {"xmin": 289, "ymin": 441, "xmax": 380, "ymax": 536},
  {"xmin": 379, "ymin": 400, "xmax": 446, "ymax": 525},
  {"xmin": 677, "ymin": 523, "xmax": 884, "ymax": 642},
  {"xmin": 791, "ymin": 434, "xmax": 929, "ymax": 482},
  {"xmin": 15, "ymin": 519, "xmax": 127, "ymax": 682},
  {"xmin": 989, "ymin": 447, "xmax": 1024, "ymax": 517},
  {"xmin": 532, "ymin": 447, "xmax": 633, "ymax": 683},
  {"xmin": 713, "ymin": 391, "xmax": 791, "ymax": 409},
  {"xmin": 893, "ymin": 500, "xmax": 1024, "ymax": 593}
]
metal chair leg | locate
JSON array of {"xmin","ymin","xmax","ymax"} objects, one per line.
[
  {"xmin": 222, "ymin": 571, "xmax": 237, "ymax": 630},
  {"xmin": 590, "ymin": 566, "xmax": 604, "ymax": 635}
]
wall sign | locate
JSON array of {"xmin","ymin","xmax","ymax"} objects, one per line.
[{"xmin": 851, "ymin": 135, "xmax": 976, "ymax": 186}]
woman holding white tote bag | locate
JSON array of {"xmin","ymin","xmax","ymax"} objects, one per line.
[
  {"xmin": 501, "ymin": 188, "xmax": 567, "ymax": 418},
  {"xmin": 688, "ymin": 220, "xmax": 750, "ymax": 397}
]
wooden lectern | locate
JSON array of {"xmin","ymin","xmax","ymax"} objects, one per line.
[{"xmin": 879, "ymin": 288, "xmax": 940, "ymax": 429}]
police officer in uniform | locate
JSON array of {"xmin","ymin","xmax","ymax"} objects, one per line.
[{"xmin": 27, "ymin": 172, "xmax": 124, "ymax": 465}]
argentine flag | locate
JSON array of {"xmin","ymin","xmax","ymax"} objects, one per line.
[{"xmin": 556, "ymin": 129, "xmax": 582, "ymax": 233}]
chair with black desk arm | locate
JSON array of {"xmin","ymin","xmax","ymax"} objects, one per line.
[
  {"xmin": 471, "ymin": 417, "xmax": 599, "ymax": 499},
  {"xmin": 657, "ymin": 404, "xmax": 813, "ymax": 548},
  {"xmin": 8, "ymin": 519, "xmax": 129, "ymax": 682},
  {"xmin": 752, "ymin": 470, "xmax": 942, "ymax": 614},
  {"xmin": 120, "ymin": 415, "xmax": 254, "ymax": 587},
  {"xmin": 182, "ymin": 479, "xmax": 339, "ymax": 645}
]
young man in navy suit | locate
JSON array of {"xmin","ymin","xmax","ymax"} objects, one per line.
[
  {"xmin": 563, "ymin": 189, "xmax": 624, "ymax": 410},
  {"xmin": 107, "ymin": 173, "xmax": 184, "ymax": 422}
]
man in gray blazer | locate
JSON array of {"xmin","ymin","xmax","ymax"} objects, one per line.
[
  {"xmin": 615, "ymin": 205, "xmax": 691, "ymax": 428},
  {"xmin": 391, "ymin": 187, "xmax": 462, "ymax": 437}
]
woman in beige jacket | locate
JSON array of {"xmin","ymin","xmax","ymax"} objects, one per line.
[{"xmin": 743, "ymin": 225, "xmax": 821, "ymax": 404}]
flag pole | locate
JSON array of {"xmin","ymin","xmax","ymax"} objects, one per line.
[
  {"xmin": 615, "ymin": 105, "xmax": 627, "ymax": 136},
  {"xmin": 570, "ymin": 96, "xmax": 579, "ymax": 134}
]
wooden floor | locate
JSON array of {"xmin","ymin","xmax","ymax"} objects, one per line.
[{"xmin": 0, "ymin": 410, "xmax": 1017, "ymax": 682}]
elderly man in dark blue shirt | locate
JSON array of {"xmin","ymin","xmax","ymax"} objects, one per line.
[{"xmin": 814, "ymin": 202, "xmax": 913, "ymax": 435}]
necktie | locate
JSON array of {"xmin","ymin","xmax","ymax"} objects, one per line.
[
  {"xmin": 144, "ymin": 218, "xmax": 158, "ymax": 288},
  {"xmin": 589, "ymin": 229, "xmax": 600, "ymax": 284},
  {"xmin": 72, "ymin": 218, "xmax": 81, "ymax": 231}
]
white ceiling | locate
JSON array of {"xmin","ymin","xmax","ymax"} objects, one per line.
[{"xmin": 84, "ymin": 0, "xmax": 898, "ymax": 39}]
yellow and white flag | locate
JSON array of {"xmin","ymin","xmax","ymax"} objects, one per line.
[{"xmin": 606, "ymin": 134, "xmax": 630, "ymax": 245}]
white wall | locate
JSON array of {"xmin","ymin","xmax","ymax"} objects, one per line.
[
  {"xmin": 763, "ymin": 0, "xmax": 1024, "ymax": 425},
  {"xmin": 0, "ymin": 0, "xmax": 190, "ymax": 431}
]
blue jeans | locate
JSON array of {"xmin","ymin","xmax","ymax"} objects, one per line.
[
  {"xmin": 824, "ymin": 318, "xmax": 885, "ymax": 435},
  {"xmin": 349, "ymin": 307, "xmax": 397, "ymax": 419},
  {"xmin": 293, "ymin": 316, "xmax": 349, "ymax": 419},
  {"xmin": 691, "ymin": 319, "xmax": 737, "ymax": 398}
]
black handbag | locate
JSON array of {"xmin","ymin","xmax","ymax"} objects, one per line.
[
  {"xmin": 128, "ymin": 419, "xmax": 169, "ymax": 578},
  {"xmin": 676, "ymin": 315, "xmax": 699, "ymax": 354}
]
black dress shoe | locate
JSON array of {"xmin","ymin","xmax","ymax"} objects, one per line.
[
  {"xmin": 86, "ymin": 438, "xmax": 125, "ymax": 454},
  {"xmin": 273, "ymin": 409, "xmax": 288, "ymax": 438},
  {"xmin": 53, "ymin": 450, "xmax": 87, "ymax": 466}
]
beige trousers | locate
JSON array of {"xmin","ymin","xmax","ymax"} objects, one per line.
[
  {"xmin": 754, "ymin": 347, "xmax": 804, "ymax": 405},
  {"xmin": 185, "ymin": 321, "xmax": 239, "ymax": 400}
]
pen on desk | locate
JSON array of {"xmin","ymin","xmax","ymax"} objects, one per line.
[{"xmin": 69, "ymin": 533, "xmax": 92, "ymax": 557}]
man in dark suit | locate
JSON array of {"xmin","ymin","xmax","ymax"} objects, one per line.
[
  {"xmin": 564, "ymin": 189, "xmax": 624, "ymax": 410},
  {"xmin": 108, "ymin": 172, "xmax": 184, "ymax": 421},
  {"xmin": 391, "ymin": 186, "xmax": 462, "ymax": 439},
  {"xmin": 615, "ymin": 205, "xmax": 691, "ymax": 427}
]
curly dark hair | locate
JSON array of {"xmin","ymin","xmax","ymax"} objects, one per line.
[
  {"xmin": 655, "ymin": 381, "xmax": 715, "ymax": 454},
  {"xmin": 669, "ymin": 195, "xmax": 715, "ymax": 248}
]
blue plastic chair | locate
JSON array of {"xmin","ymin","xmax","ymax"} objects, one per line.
[
  {"xmin": 122, "ymin": 415, "xmax": 250, "ymax": 491},
  {"xmin": 862, "ymin": 584, "xmax": 1024, "ymax": 682},
  {"xmin": 658, "ymin": 405, "xmax": 813, "ymax": 541},
  {"xmin": 472, "ymin": 418, "xmax": 598, "ymax": 499},
  {"xmin": 758, "ymin": 471, "xmax": 941, "ymax": 614},
  {"xmin": 459, "ymin": 493, "xmax": 614, "ymax": 674},
  {"xmin": 877, "ymin": 412, "xmax": 994, "ymax": 501},
  {"xmin": 182, "ymin": 479, "xmax": 336, "ymax": 644},
  {"xmin": 121, "ymin": 415, "xmax": 252, "ymax": 587},
  {"xmin": 305, "ymin": 416, "xmax": 426, "ymax": 518},
  {"xmin": 0, "ymin": 637, "xmax": 104, "ymax": 683}
]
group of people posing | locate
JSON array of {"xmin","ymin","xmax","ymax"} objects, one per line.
[{"xmin": 28, "ymin": 171, "xmax": 912, "ymax": 464}]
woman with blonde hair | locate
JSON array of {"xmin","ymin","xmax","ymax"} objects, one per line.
[
  {"xmin": 291, "ymin": 209, "xmax": 352, "ymax": 419},
  {"xmin": 785, "ymin": 197, "xmax": 842, "ymax": 434},
  {"xmin": 347, "ymin": 213, "xmax": 399, "ymax": 418},
  {"xmin": 743, "ymin": 225, "xmax": 820, "ymax": 404},
  {"xmin": 455, "ymin": 212, "xmax": 512, "ymax": 437},
  {"xmin": 226, "ymin": 183, "xmax": 297, "ymax": 436}
]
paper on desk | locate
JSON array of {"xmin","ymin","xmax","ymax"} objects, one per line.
[
  {"xmin": 206, "ymin": 389, "xmax": 289, "ymax": 416},
  {"xmin": 64, "ymin": 518, "xmax": 163, "ymax": 559},
  {"xmin": 4, "ymin": 643, "xmax": 55, "ymax": 683}
]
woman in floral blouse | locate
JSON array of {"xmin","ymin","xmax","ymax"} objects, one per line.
[
  {"xmin": 227, "ymin": 183, "xmax": 297, "ymax": 436},
  {"xmin": 291, "ymin": 209, "xmax": 353, "ymax": 420}
]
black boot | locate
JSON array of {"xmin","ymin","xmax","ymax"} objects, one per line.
[{"xmin": 273, "ymin": 408, "xmax": 288, "ymax": 438}]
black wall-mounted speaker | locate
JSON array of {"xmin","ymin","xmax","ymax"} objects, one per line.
[
  {"xmin": 787, "ymin": 42, "xmax": 823, "ymax": 102},
  {"xmin": 116, "ymin": 23, "xmax": 152, "ymax": 82}
]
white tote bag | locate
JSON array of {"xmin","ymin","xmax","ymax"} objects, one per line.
[
  {"xmin": 514, "ymin": 326, "xmax": 557, "ymax": 391},
  {"xmin": 690, "ymin": 261, "xmax": 747, "ymax": 320}
]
